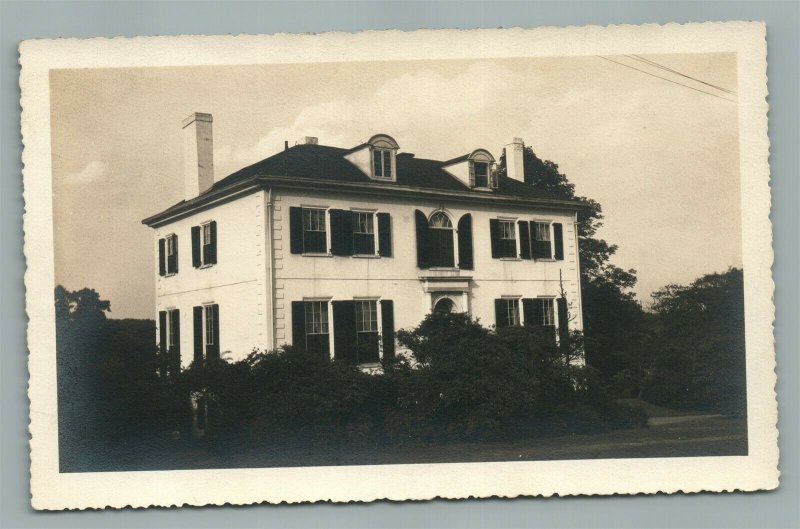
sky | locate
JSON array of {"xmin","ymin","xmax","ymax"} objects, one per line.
[{"xmin": 50, "ymin": 53, "xmax": 741, "ymax": 319}]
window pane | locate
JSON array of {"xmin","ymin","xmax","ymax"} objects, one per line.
[
  {"xmin": 355, "ymin": 212, "xmax": 374, "ymax": 234},
  {"xmin": 205, "ymin": 307, "xmax": 214, "ymax": 345},
  {"xmin": 373, "ymin": 150, "xmax": 383, "ymax": 177},
  {"xmin": 429, "ymin": 212, "xmax": 452, "ymax": 229},
  {"xmin": 474, "ymin": 162, "xmax": 489, "ymax": 187},
  {"xmin": 382, "ymin": 150, "xmax": 392, "ymax": 178},
  {"xmin": 535, "ymin": 222, "xmax": 551, "ymax": 241}
]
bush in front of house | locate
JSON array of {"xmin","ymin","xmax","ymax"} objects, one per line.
[{"xmin": 192, "ymin": 312, "xmax": 645, "ymax": 448}]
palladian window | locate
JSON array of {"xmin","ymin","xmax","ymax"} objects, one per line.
[{"xmin": 428, "ymin": 212, "xmax": 455, "ymax": 268}]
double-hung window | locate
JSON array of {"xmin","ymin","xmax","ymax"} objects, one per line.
[
  {"xmin": 373, "ymin": 149, "xmax": 393, "ymax": 179},
  {"xmin": 473, "ymin": 161, "xmax": 489, "ymax": 187},
  {"xmin": 495, "ymin": 298, "xmax": 521, "ymax": 328},
  {"xmin": 532, "ymin": 222, "xmax": 553, "ymax": 259},
  {"xmin": 304, "ymin": 301, "xmax": 330, "ymax": 358},
  {"xmin": 498, "ymin": 220, "xmax": 517, "ymax": 258},
  {"xmin": 353, "ymin": 212, "xmax": 376, "ymax": 255},
  {"xmin": 355, "ymin": 300, "xmax": 380, "ymax": 364},
  {"xmin": 302, "ymin": 208, "xmax": 328, "ymax": 253},
  {"xmin": 165, "ymin": 235, "xmax": 178, "ymax": 274},
  {"xmin": 535, "ymin": 298, "xmax": 555, "ymax": 326},
  {"xmin": 193, "ymin": 303, "xmax": 220, "ymax": 363}
]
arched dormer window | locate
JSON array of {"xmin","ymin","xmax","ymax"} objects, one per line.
[
  {"xmin": 468, "ymin": 149, "xmax": 497, "ymax": 189},
  {"xmin": 368, "ymin": 134, "xmax": 399, "ymax": 181}
]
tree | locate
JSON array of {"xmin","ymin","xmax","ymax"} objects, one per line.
[
  {"xmin": 499, "ymin": 147, "xmax": 645, "ymax": 388},
  {"xmin": 643, "ymin": 268, "xmax": 746, "ymax": 414}
]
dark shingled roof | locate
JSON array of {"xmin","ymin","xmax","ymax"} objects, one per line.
[
  {"xmin": 210, "ymin": 143, "xmax": 564, "ymax": 199},
  {"xmin": 144, "ymin": 143, "xmax": 583, "ymax": 226}
]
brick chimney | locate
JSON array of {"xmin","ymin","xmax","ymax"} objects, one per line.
[
  {"xmin": 505, "ymin": 137, "xmax": 525, "ymax": 183},
  {"xmin": 183, "ymin": 112, "xmax": 214, "ymax": 199}
]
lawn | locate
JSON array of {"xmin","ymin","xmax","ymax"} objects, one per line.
[{"xmin": 81, "ymin": 403, "xmax": 747, "ymax": 472}]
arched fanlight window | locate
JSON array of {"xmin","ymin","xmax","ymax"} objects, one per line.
[
  {"xmin": 433, "ymin": 297, "xmax": 455, "ymax": 314},
  {"xmin": 428, "ymin": 211, "xmax": 455, "ymax": 267},
  {"xmin": 429, "ymin": 212, "xmax": 453, "ymax": 229}
]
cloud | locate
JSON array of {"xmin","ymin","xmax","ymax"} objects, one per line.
[
  {"xmin": 214, "ymin": 61, "xmax": 523, "ymax": 177},
  {"xmin": 62, "ymin": 161, "xmax": 109, "ymax": 185}
]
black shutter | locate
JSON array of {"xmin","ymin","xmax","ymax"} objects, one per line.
[
  {"xmin": 159, "ymin": 310, "xmax": 167, "ymax": 353},
  {"xmin": 377, "ymin": 213, "xmax": 392, "ymax": 257},
  {"xmin": 494, "ymin": 299, "xmax": 506, "ymax": 328},
  {"xmin": 557, "ymin": 297, "xmax": 569, "ymax": 345},
  {"xmin": 518, "ymin": 221, "xmax": 532, "ymax": 260},
  {"xmin": 380, "ymin": 300, "xmax": 395, "ymax": 360},
  {"xmin": 553, "ymin": 223, "xmax": 564, "ymax": 260},
  {"xmin": 332, "ymin": 301, "xmax": 357, "ymax": 364},
  {"xmin": 172, "ymin": 235, "xmax": 179, "ymax": 273},
  {"xmin": 457, "ymin": 214, "xmax": 473, "ymax": 270},
  {"xmin": 330, "ymin": 209, "xmax": 354, "ymax": 256},
  {"xmin": 209, "ymin": 304, "xmax": 220, "ymax": 358},
  {"xmin": 158, "ymin": 239, "xmax": 166, "ymax": 276},
  {"xmin": 521, "ymin": 298, "xmax": 535, "ymax": 326},
  {"xmin": 191, "ymin": 226, "xmax": 201, "ymax": 267},
  {"xmin": 158, "ymin": 311, "xmax": 168, "ymax": 377},
  {"xmin": 489, "ymin": 219, "xmax": 501, "ymax": 258},
  {"xmin": 171, "ymin": 310, "xmax": 181, "ymax": 375},
  {"xmin": 289, "ymin": 207, "xmax": 304, "ymax": 254},
  {"xmin": 193, "ymin": 306, "xmax": 203, "ymax": 363},
  {"xmin": 209, "ymin": 221, "xmax": 218, "ymax": 264},
  {"xmin": 291, "ymin": 301, "xmax": 306, "ymax": 349},
  {"xmin": 414, "ymin": 210, "xmax": 430, "ymax": 269}
]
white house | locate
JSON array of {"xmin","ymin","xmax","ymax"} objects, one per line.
[{"xmin": 142, "ymin": 113, "xmax": 585, "ymax": 371}]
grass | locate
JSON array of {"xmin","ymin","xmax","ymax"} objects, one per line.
[{"xmin": 64, "ymin": 401, "xmax": 747, "ymax": 472}]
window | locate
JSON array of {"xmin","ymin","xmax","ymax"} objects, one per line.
[
  {"xmin": 204, "ymin": 306, "xmax": 215, "ymax": 347},
  {"xmin": 372, "ymin": 149, "xmax": 393, "ymax": 178},
  {"xmin": 353, "ymin": 211, "xmax": 376, "ymax": 255},
  {"xmin": 194, "ymin": 304, "xmax": 219, "ymax": 362},
  {"xmin": 473, "ymin": 161, "xmax": 489, "ymax": 187},
  {"xmin": 433, "ymin": 297, "xmax": 455, "ymax": 314},
  {"xmin": 159, "ymin": 309, "xmax": 181, "ymax": 377},
  {"xmin": 201, "ymin": 223, "xmax": 213, "ymax": 264},
  {"xmin": 304, "ymin": 301, "xmax": 330, "ymax": 358},
  {"xmin": 532, "ymin": 222, "xmax": 553, "ymax": 259},
  {"xmin": 167, "ymin": 309, "xmax": 179, "ymax": 348},
  {"xmin": 497, "ymin": 220, "xmax": 517, "ymax": 258},
  {"xmin": 165, "ymin": 235, "xmax": 178, "ymax": 274},
  {"xmin": 496, "ymin": 298, "xmax": 520, "ymax": 328},
  {"xmin": 191, "ymin": 222, "xmax": 216, "ymax": 268},
  {"xmin": 302, "ymin": 208, "xmax": 327, "ymax": 253},
  {"xmin": 428, "ymin": 212, "xmax": 455, "ymax": 268},
  {"xmin": 536, "ymin": 299, "xmax": 555, "ymax": 326},
  {"xmin": 355, "ymin": 300, "xmax": 379, "ymax": 364},
  {"xmin": 468, "ymin": 150, "xmax": 497, "ymax": 189}
]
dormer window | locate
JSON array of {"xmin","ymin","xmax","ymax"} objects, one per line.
[
  {"xmin": 468, "ymin": 149, "xmax": 498, "ymax": 189},
  {"xmin": 373, "ymin": 149, "xmax": 393, "ymax": 178},
  {"xmin": 367, "ymin": 134, "xmax": 399, "ymax": 181}
]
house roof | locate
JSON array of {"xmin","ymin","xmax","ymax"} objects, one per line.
[{"xmin": 143, "ymin": 143, "xmax": 585, "ymax": 227}]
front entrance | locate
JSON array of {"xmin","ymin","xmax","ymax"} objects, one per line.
[{"xmin": 433, "ymin": 297, "xmax": 455, "ymax": 314}]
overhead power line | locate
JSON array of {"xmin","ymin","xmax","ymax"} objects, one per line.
[
  {"xmin": 597, "ymin": 55, "xmax": 737, "ymax": 104},
  {"xmin": 627, "ymin": 54, "xmax": 737, "ymax": 96}
]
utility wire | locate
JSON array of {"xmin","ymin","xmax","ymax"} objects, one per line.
[
  {"xmin": 597, "ymin": 55, "xmax": 737, "ymax": 104},
  {"xmin": 627, "ymin": 54, "xmax": 737, "ymax": 96}
]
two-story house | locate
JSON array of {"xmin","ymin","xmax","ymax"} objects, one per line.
[{"xmin": 142, "ymin": 113, "xmax": 585, "ymax": 371}]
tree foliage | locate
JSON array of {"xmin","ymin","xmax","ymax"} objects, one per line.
[
  {"xmin": 55, "ymin": 286, "xmax": 185, "ymax": 472},
  {"xmin": 642, "ymin": 268, "xmax": 746, "ymax": 414}
]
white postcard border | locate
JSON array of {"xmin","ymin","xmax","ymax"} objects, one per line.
[{"xmin": 21, "ymin": 22, "xmax": 776, "ymax": 510}]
